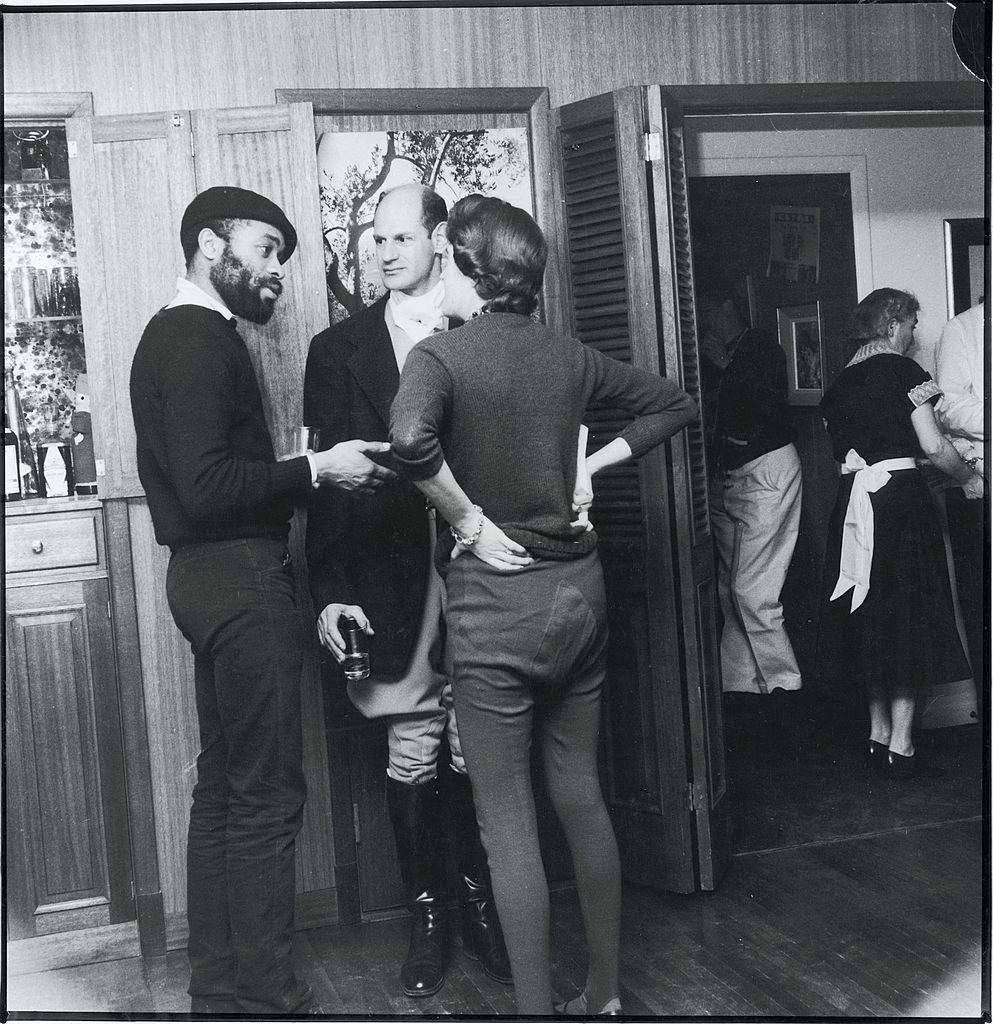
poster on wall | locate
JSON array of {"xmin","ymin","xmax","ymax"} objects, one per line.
[
  {"xmin": 317, "ymin": 128, "xmax": 533, "ymax": 325},
  {"xmin": 767, "ymin": 205, "xmax": 820, "ymax": 284}
]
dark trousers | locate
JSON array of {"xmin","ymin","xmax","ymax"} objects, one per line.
[
  {"xmin": 166, "ymin": 538, "xmax": 308, "ymax": 1013},
  {"xmin": 946, "ymin": 488, "xmax": 987, "ymax": 712},
  {"xmin": 444, "ymin": 551, "xmax": 621, "ymax": 1015}
]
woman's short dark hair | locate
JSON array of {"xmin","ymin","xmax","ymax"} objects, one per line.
[
  {"xmin": 446, "ymin": 194, "xmax": 547, "ymax": 315},
  {"xmin": 848, "ymin": 288, "xmax": 921, "ymax": 343}
]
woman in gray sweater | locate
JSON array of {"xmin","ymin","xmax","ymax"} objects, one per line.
[{"xmin": 390, "ymin": 195, "xmax": 696, "ymax": 1016}]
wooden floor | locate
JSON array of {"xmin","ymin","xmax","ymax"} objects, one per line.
[{"xmin": 6, "ymin": 818, "xmax": 985, "ymax": 1019}]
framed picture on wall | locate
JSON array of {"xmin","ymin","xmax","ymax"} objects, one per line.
[
  {"xmin": 776, "ymin": 302, "xmax": 824, "ymax": 405},
  {"xmin": 275, "ymin": 88, "xmax": 560, "ymax": 328},
  {"xmin": 312, "ymin": 127, "xmax": 533, "ymax": 324}
]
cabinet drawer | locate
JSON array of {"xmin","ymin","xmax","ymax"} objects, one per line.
[{"xmin": 5, "ymin": 515, "xmax": 100, "ymax": 573}]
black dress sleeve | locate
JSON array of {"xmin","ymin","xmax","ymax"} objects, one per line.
[{"xmin": 895, "ymin": 357, "xmax": 943, "ymax": 410}]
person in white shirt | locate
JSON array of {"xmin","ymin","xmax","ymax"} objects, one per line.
[
  {"xmin": 935, "ymin": 300, "xmax": 987, "ymax": 702},
  {"xmin": 303, "ymin": 184, "xmax": 511, "ymax": 997}
]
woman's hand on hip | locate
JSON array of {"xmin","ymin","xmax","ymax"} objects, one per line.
[
  {"xmin": 455, "ymin": 517, "xmax": 533, "ymax": 571},
  {"xmin": 963, "ymin": 472, "xmax": 985, "ymax": 500}
]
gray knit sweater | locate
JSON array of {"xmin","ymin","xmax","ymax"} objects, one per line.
[{"xmin": 390, "ymin": 312, "xmax": 696, "ymax": 560}]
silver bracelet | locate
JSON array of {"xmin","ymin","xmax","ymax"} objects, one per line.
[{"xmin": 450, "ymin": 505, "xmax": 484, "ymax": 546}]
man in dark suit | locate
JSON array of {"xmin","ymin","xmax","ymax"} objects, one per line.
[{"xmin": 304, "ymin": 184, "xmax": 510, "ymax": 998}]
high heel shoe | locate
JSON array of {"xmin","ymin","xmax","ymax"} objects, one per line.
[
  {"xmin": 864, "ymin": 739, "xmax": 888, "ymax": 774},
  {"xmin": 553, "ymin": 991, "xmax": 622, "ymax": 1016},
  {"xmin": 887, "ymin": 749, "xmax": 946, "ymax": 780}
]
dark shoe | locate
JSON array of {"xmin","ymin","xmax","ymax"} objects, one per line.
[
  {"xmin": 760, "ymin": 688, "xmax": 805, "ymax": 764},
  {"xmin": 553, "ymin": 991, "xmax": 622, "ymax": 1016},
  {"xmin": 887, "ymin": 750, "xmax": 946, "ymax": 780},
  {"xmin": 864, "ymin": 739, "xmax": 889, "ymax": 774},
  {"xmin": 190, "ymin": 996, "xmax": 239, "ymax": 1013},
  {"xmin": 400, "ymin": 890, "xmax": 448, "ymax": 998},
  {"xmin": 444, "ymin": 769, "xmax": 513, "ymax": 985},
  {"xmin": 235, "ymin": 979, "xmax": 320, "ymax": 1015},
  {"xmin": 460, "ymin": 873, "xmax": 513, "ymax": 984}
]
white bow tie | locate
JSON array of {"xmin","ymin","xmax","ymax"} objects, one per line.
[{"xmin": 389, "ymin": 283, "xmax": 445, "ymax": 343}]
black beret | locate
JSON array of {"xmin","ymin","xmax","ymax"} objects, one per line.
[{"xmin": 181, "ymin": 185, "xmax": 298, "ymax": 263}]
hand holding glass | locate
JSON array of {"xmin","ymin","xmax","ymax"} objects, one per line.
[{"xmin": 279, "ymin": 426, "xmax": 320, "ymax": 461}]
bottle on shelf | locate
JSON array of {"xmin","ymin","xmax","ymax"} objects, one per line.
[
  {"xmin": 36, "ymin": 401, "xmax": 72, "ymax": 498},
  {"xmin": 11, "ymin": 267, "xmax": 31, "ymax": 320},
  {"xmin": 4, "ymin": 369, "xmax": 40, "ymax": 498},
  {"xmin": 5, "ymin": 408, "xmax": 23, "ymax": 501},
  {"xmin": 35, "ymin": 268, "xmax": 51, "ymax": 318},
  {"xmin": 71, "ymin": 374, "xmax": 97, "ymax": 496}
]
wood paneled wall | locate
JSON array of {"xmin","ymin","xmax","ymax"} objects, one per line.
[{"xmin": 4, "ymin": 5, "xmax": 970, "ymax": 117}]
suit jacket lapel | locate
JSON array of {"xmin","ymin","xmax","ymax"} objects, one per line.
[{"xmin": 348, "ymin": 296, "xmax": 399, "ymax": 429}]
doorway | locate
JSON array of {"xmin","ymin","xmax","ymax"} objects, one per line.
[{"xmin": 685, "ymin": 169, "xmax": 983, "ymax": 855}]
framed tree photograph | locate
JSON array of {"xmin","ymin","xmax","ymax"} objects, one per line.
[
  {"xmin": 276, "ymin": 88, "xmax": 559, "ymax": 328},
  {"xmin": 777, "ymin": 302, "xmax": 824, "ymax": 405},
  {"xmin": 314, "ymin": 127, "xmax": 533, "ymax": 323}
]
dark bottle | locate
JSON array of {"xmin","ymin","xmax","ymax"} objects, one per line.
[
  {"xmin": 4, "ymin": 370, "xmax": 39, "ymax": 497},
  {"xmin": 340, "ymin": 615, "xmax": 371, "ymax": 681},
  {"xmin": 5, "ymin": 409, "xmax": 23, "ymax": 500}
]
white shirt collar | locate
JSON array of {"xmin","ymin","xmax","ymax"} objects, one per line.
[
  {"xmin": 387, "ymin": 281, "xmax": 445, "ymax": 343},
  {"xmin": 166, "ymin": 277, "xmax": 235, "ymax": 320}
]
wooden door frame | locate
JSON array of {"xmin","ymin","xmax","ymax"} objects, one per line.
[{"xmin": 663, "ymin": 80, "xmax": 985, "ymax": 116}]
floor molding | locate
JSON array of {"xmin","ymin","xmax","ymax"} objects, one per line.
[{"xmin": 6, "ymin": 921, "xmax": 140, "ymax": 976}]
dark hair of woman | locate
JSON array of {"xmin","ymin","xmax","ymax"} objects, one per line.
[
  {"xmin": 847, "ymin": 287, "xmax": 921, "ymax": 344},
  {"xmin": 446, "ymin": 194, "xmax": 548, "ymax": 315}
]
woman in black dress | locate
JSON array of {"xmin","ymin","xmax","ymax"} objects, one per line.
[{"xmin": 817, "ymin": 289, "xmax": 984, "ymax": 778}]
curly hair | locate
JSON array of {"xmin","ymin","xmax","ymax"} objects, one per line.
[
  {"xmin": 847, "ymin": 288, "xmax": 920, "ymax": 344},
  {"xmin": 446, "ymin": 194, "xmax": 547, "ymax": 315},
  {"xmin": 183, "ymin": 217, "xmax": 239, "ymax": 268}
]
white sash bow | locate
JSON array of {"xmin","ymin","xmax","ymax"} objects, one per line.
[{"xmin": 830, "ymin": 449, "xmax": 916, "ymax": 612}]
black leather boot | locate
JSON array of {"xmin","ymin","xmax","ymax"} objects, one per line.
[
  {"xmin": 446, "ymin": 769, "xmax": 513, "ymax": 985},
  {"xmin": 387, "ymin": 777, "xmax": 449, "ymax": 998}
]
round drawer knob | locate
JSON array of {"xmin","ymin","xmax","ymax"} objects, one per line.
[{"xmin": 31, "ymin": 540, "xmax": 44, "ymax": 554}]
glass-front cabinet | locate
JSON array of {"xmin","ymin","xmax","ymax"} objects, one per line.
[
  {"xmin": 4, "ymin": 121, "xmax": 87, "ymax": 500},
  {"xmin": 4, "ymin": 96, "xmax": 142, "ymax": 965}
]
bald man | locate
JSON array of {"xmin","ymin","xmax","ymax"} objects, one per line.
[{"xmin": 304, "ymin": 184, "xmax": 511, "ymax": 997}]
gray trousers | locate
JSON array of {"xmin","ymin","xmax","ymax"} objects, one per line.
[{"xmin": 711, "ymin": 442, "xmax": 803, "ymax": 693}]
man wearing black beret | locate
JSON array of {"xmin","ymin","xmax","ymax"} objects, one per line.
[{"xmin": 130, "ymin": 186, "xmax": 396, "ymax": 1014}]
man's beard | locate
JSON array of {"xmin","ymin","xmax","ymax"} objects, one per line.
[{"xmin": 210, "ymin": 246, "xmax": 281, "ymax": 324}]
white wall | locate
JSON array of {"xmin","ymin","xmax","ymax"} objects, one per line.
[{"xmin": 688, "ymin": 121, "xmax": 986, "ymax": 374}]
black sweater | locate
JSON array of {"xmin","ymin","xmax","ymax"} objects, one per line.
[
  {"xmin": 130, "ymin": 304, "xmax": 311, "ymax": 548},
  {"xmin": 712, "ymin": 326, "xmax": 794, "ymax": 471},
  {"xmin": 390, "ymin": 312, "xmax": 697, "ymax": 561}
]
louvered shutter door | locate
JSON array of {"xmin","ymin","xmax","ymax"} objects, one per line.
[
  {"xmin": 556, "ymin": 89, "xmax": 698, "ymax": 892},
  {"xmin": 561, "ymin": 113, "xmax": 643, "ymax": 545},
  {"xmin": 645, "ymin": 87, "xmax": 731, "ymax": 890}
]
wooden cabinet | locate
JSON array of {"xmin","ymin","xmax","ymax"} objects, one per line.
[{"xmin": 4, "ymin": 498, "xmax": 134, "ymax": 942}]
